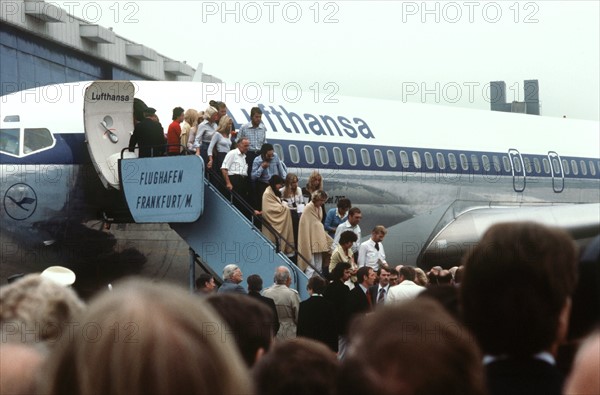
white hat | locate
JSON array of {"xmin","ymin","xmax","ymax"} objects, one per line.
[{"xmin": 40, "ymin": 266, "xmax": 76, "ymax": 287}]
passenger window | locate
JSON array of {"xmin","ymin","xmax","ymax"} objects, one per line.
[
  {"xmin": 512, "ymin": 156, "xmax": 522, "ymax": 173},
  {"xmin": 502, "ymin": 156, "xmax": 511, "ymax": 172},
  {"xmin": 374, "ymin": 149, "xmax": 384, "ymax": 167},
  {"xmin": 347, "ymin": 148, "xmax": 357, "ymax": 166},
  {"xmin": 333, "ymin": 147, "xmax": 343, "ymax": 165},
  {"xmin": 460, "ymin": 154, "xmax": 469, "ymax": 171},
  {"xmin": 424, "ymin": 152, "xmax": 434, "ymax": 169},
  {"xmin": 360, "ymin": 148, "xmax": 371, "ymax": 166},
  {"xmin": 553, "ymin": 158, "xmax": 561, "ymax": 174},
  {"xmin": 273, "ymin": 144, "xmax": 284, "ymax": 162},
  {"xmin": 523, "ymin": 157, "xmax": 532, "ymax": 174},
  {"xmin": 589, "ymin": 160, "xmax": 596, "ymax": 176},
  {"xmin": 288, "ymin": 144, "xmax": 300, "ymax": 164},
  {"xmin": 0, "ymin": 128, "xmax": 20, "ymax": 156},
  {"xmin": 23, "ymin": 128, "xmax": 54, "ymax": 155},
  {"xmin": 562, "ymin": 159, "xmax": 570, "ymax": 175},
  {"xmin": 542, "ymin": 158, "xmax": 550, "ymax": 174},
  {"xmin": 318, "ymin": 146, "xmax": 329, "ymax": 165},
  {"xmin": 304, "ymin": 146, "xmax": 315, "ymax": 165},
  {"xmin": 580, "ymin": 160, "xmax": 587, "ymax": 176},
  {"xmin": 471, "ymin": 154, "xmax": 480, "ymax": 171},
  {"xmin": 482, "ymin": 155, "xmax": 490, "ymax": 171},
  {"xmin": 412, "ymin": 151, "xmax": 422, "ymax": 169},
  {"xmin": 436, "ymin": 152, "xmax": 446, "ymax": 170},
  {"xmin": 400, "ymin": 150, "xmax": 410, "ymax": 168},
  {"xmin": 387, "ymin": 150, "xmax": 397, "ymax": 168},
  {"xmin": 571, "ymin": 159, "xmax": 578, "ymax": 175},
  {"xmin": 493, "ymin": 155, "xmax": 501, "ymax": 172},
  {"xmin": 448, "ymin": 153, "xmax": 457, "ymax": 170},
  {"xmin": 533, "ymin": 158, "xmax": 541, "ymax": 174}
]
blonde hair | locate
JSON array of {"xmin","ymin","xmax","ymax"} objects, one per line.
[
  {"xmin": 41, "ymin": 278, "xmax": 253, "ymax": 395},
  {"xmin": 184, "ymin": 108, "xmax": 198, "ymax": 125},
  {"xmin": 203, "ymin": 106, "xmax": 218, "ymax": 120},
  {"xmin": 306, "ymin": 171, "xmax": 323, "ymax": 193},
  {"xmin": 217, "ymin": 115, "xmax": 232, "ymax": 135},
  {"xmin": 282, "ymin": 173, "xmax": 299, "ymax": 199}
]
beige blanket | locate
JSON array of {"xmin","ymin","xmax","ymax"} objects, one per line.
[
  {"xmin": 297, "ymin": 201, "xmax": 333, "ymax": 271},
  {"xmin": 262, "ymin": 187, "xmax": 295, "ymax": 255}
]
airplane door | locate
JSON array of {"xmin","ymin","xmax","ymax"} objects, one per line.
[
  {"xmin": 547, "ymin": 151, "xmax": 565, "ymax": 193},
  {"xmin": 84, "ymin": 81, "xmax": 136, "ymax": 189},
  {"xmin": 508, "ymin": 148, "xmax": 526, "ymax": 192}
]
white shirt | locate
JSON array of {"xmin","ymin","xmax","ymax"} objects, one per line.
[
  {"xmin": 357, "ymin": 238, "xmax": 386, "ymax": 271},
  {"xmin": 385, "ymin": 280, "xmax": 425, "ymax": 305},
  {"xmin": 332, "ymin": 220, "xmax": 361, "ymax": 253},
  {"xmin": 221, "ymin": 148, "xmax": 247, "ymax": 175}
]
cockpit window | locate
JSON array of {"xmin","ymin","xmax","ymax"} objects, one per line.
[
  {"xmin": 0, "ymin": 128, "xmax": 54, "ymax": 156},
  {"xmin": 0, "ymin": 128, "xmax": 20, "ymax": 155}
]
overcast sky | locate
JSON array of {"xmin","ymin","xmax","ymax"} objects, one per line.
[{"xmin": 57, "ymin": 1, "xmax": 599, "ymax": 121}]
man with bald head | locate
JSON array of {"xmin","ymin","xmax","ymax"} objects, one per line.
[{"xmin": 262, "ymin": 266, "xmax": 300, "ymax": 340}]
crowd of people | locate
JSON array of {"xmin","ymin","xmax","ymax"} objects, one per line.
[{"xmin": 2, "ymin": 226, "xmax": 598, "ymax": 395}]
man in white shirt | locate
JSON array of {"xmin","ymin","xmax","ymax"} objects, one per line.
[
  {"xmin": 332, "ymin": 207, "xmax": 362, "ymax": 255},
  {"xmin": 221, "ymin": 137, "xmax": 253, "ymax": 212},
  {"xmin": 386, "ymin": 266, "xmax": 425, "ymax": 305},
  {"xmin": 357, "ymin": 225, "xmax": 387, "ymax": 271}
]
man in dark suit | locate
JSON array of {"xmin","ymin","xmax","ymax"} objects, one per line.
[
  {"xmin": 247, "ymin": 274, "xmax": 279, "ymax": 336},
  {"xmin": 461, "ymin": 222, "xmax": 578, "ymax": 395},
  {"xmin": 297, "ymin": 276, "xmax": 337, "ymax": 351},
  {"xmin": 343, "ymin": 266, "xmax": 376, "ymax": 336},
  {"xmin": 369, "ymin": 265, "xmax": 391, "ymax": 306},
  {"xmin": 128, "ymin": 107, "xmax": 166, "ymax": 157}
]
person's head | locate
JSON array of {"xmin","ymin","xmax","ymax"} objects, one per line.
[
  {"xmin": 206, "ymin": 293, "xmax": 274, "ymax": 367},
  {"xmin": 223, "ymin": 264, "xmax": 243, "ymax": 284},
  {"xmin": 357, "ymin": 266, "xmax": 376, "ymax": 288},
  {"xmin": 347, "ymin": 207, "xmax": 362, "ymax": 226},
  {"xmin": 204, "ymin": 105, "xmax": 219, "ymax": 123},
  {"xmin": 388, "ymin": 268, "xmax": 399, "ymax": 286},
  {"xmin": 247, "ymin": 274, "xmax": 264, "ymax": 292},
  {"xmin": 0, "ymin": 274, "xmax": 85, "ymax": 347},
  {"xmin": 253, "ymin": 338, "xmax": 339, "ymax": 395},
  {"xmin": 307, "ymin": 276, "xmax": 327, "ymax": 295},
  {"xmin": 172, "ymin": 106, "xmax": 184, "ymax": 121},
  {"xmin": 212, "ymin": 101, "xmax": 227, "ymax": 120},
  {"xmin": 143, "ymin": 107, "xmax": 156, "ymax": 119},
  {"xmin": 460, "ymin": 222, "xmax": 578, "ymax": 357},
  {"xmin": 217, "ymin": 115, "xmax": 232, "ymax": 135},
  {"xmin": 195, "ymin": 111, "xmax": 205, "ymax": 126},
  {"xmin": 399, "ymin": 266, "xmax": 416, "ymax": 282},
  {"xmin": 339, "ymin": 230, "xmax": 358, "ymax": 250},
  {"xmin": 283, "ymin": 173, "xmax": 299, "ymax": 195},
  {"xmin": 269, "ymin": 174, "xmax": 284, "ymax": 198},
  {"xmin": 339, "ymin": 298, "xmax": 485, "ymax": 395},
  {"xmin": 0, "ymin": 343, "xmax": 45, "ymax": 395},
  {"xmin": 237, "ymin": 137, "xmax": 250, "ymax": 154},
  {"xmin": 310, "ymin": 190, "xmax": 328, "ymax": 208},
  {"xmin": 260, "ymin": 143, "xmax": 275, "ymax": 161},
  {"xmin": 41, "ymin": 278, "xmax": 252, "ymax": 395},
  {"xmin": 183, "ymin": 108, "xmax": 198, "ymax": 126},
  {"xmin": 195, "ymin": 273, "xmax": 216, "ymax": 294},
  {"xmin": 331, "ymin": 262, "xmax": 352, "ymax": 282},
  {"xmin": 250, "ymin": 107, "xmax": 262, "ymax": 127},
  {"xmin": 336, "ymin": 198, "xmax": 351, "ymax": 217},
  {"xmin": 414, "ymin": 267, "xmax": 429, "ymax": 286},
  {"xmin": 371, "ymin": 225, "xmax": 387, "ymax": 242},
  {"xmin": 307, "ymin": 171, "xmax": 323, "ymax": 192},
  {"xmin": 274, "ymin": 266, "xmax": 291, "ymax": 286},
  {"xmin": 377, "ymin": 266, "xmax": 391, "ymax": 287}
]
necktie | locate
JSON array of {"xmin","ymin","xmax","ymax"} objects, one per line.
[
  {"xmin": 378, "ymin": 287, "xmax": 386, "ymax": 303},
  {"xmin": 375, "ymin": 242, "xmax": 380, "ymax": 251},
  {"xmin": 365, "ymin": 288, "xmax": 372, "ymax": 307}
]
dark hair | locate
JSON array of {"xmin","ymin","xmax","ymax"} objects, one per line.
[
  {"xmin": 337, "ymin": 198, "xmax": 351, "ymax": 210},
  {"xmin": 356, "ymin": 266, "xmax": 372, "ymax": 284},
  {"xmin": 269, "ymin": 175, "xmax": 284, "ymax": 198},
  {"xmin": 460, "ymin": 222, "xmax": 577, "ymax": 357},
  {"xmin": 348, "ymin": 207, "xmax": 361, "ymax": 217},
  {"xmin": 308, "ymin": 276, "xmax": 327, "ymax": 294},
  {"xmin": 195, "ymin": 273, "xmax": 213, "ymax": 289},
  {"xmin": 399, "ymin": 266, "xmax": 416, "ymax": 282},
  {"xmin": 338, "ymin": 299, "xmax": 485, "ymax": 395},
  {"xmin": 209, "ymin": 100, "xmax": 226, "ymax": 110},
  {"xmin": 206, "ymin": 294, "xmax": 274, "ymax": 367},
  {"xmin": 331, "ymin": 261, "xmax": 351, "ymax": 280},
  {"xmin": 253, "ymin": 338, "xmax": 339, "ymax": 395},
  {"xmin": 250, "ymin": 107, "xmax": 262, "ymax": 117},
  {"xmin": 247, "ymin": 274, "xmax": 263, "ymax": 292},
  {"xmin": 260, "ymin": 143, "xmax": 274, "ymax": 158},
  {"xmin": 339, "ymin": 230, "xmax": 358, "ymax": 245},
  {"xmin": 172, "ymin": 106, "xmax": 184, "ymax": 120},
  {"xmin": 377, "ymin": 266, "xmax": 391, "ymax": 276}
]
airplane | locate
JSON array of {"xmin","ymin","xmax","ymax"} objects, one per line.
[{"xmin": 1, "ymin": 80, "xmax": 599, "ymax": 295}]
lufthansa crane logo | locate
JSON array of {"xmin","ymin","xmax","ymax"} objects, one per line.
[{"xmin": 3, "ymin": 183, "xmax": 38, "ymax": 220}]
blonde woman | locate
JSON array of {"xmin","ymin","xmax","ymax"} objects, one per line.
[
  {"xmin": 302, "ymin": 170, "xmax": 326, "ymax": 219},
  {"xmin": 180, "ymin": 108, "xmax": 198, "ymax": 153},
  {"xmin": 187, "ymin": 110, "xmax": 204, "ymax": 150},
  {"xmin": 194, "ymin": 106, "xmax": 219, "ymax": 166},
  {"xmin": 298, "ymin": 190, "xmax": 333, "ymax": 277},
  {"xmin": 280, "ymin": 173, "xmax": 303, "ymax": 246},
  {"xmin": 207, "ymin": 115, "xmax": 233, "ymax": 176}
]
